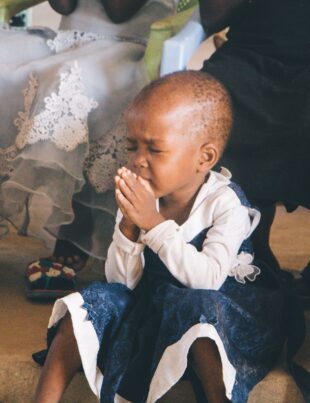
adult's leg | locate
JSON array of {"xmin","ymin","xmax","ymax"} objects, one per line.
[
  {"xmin": 34, "ymin": 313, "xmax": 81, "ymax": 403},
  {"xmin": 52, "ymin": 238, "xmax": 89, "ymax": 272},
  {"xmin": 52, "ymin": 199, "xmax": 94, "ymax": 270},
  {"xmin": 190, "ymin": 338, "xmax": 230, "ymax": 403}
]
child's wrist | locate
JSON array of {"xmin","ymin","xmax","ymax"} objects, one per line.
[
  {"xmin": 142, "ymin": 215, "xmax": 166, "ymax": 232},
  {"xmin": 119, "ymin": 218, "xmax": 140, "ymax": 242}
]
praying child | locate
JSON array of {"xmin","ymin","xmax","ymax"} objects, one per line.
[{"xmin": 33, "ymin": 71, "xmax": 291, "ymax": 403}]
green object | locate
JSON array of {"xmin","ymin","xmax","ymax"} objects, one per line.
[
  {"xmin": 143, "ymin": 0, "xmax": 198, "ymax": 81},
  {"xmin": 177, "ymin": 0, "xmax": 198, "ymax": 13},
  {"xmin": 0, "ymin": 0, "xmax": 45, "ymax": 23}
]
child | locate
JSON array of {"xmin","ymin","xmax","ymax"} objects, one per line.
[{"xmin": 34, "ymin": 71, "xmax": 290, "ymax": 403}]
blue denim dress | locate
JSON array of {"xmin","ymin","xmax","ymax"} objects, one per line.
[
  {"xmin": 75, "ymin": 238, "xmax": 290, "ymax": 402},
  {"xmin": 37, "ymin": 184, "xmax": 307, "ymax": 402}
]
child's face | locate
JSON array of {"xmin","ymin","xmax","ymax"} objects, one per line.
[{"xmin": 126, "ymin": 104, "xmax": 206, "ymax": 199}]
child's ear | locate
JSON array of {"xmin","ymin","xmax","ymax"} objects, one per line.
[{"xmin": 197, "ymin": 142, "xmax": 219, "ymax": 172}]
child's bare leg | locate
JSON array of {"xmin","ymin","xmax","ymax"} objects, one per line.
[
  {"xmin": 34, "ymin": 313, "xmax": 81, "ymax": 403},
  {"xmin": 190, "ymin": 338, "xmax": 230, "ymax": 403},
  {"xmin": 252, "ymin": 203, "xmax": 281, "ymax": 269}
]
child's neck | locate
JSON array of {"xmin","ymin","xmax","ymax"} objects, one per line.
[{"xmin": 159, "ymin": 183, "xmax": 204, "ymax": 226}]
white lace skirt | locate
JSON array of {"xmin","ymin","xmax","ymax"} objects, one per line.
[{"xmin": 0, "ymin": 25, "xmax": 149, "ymax": 258}]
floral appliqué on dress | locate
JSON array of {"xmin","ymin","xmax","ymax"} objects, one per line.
[{"xmin": 230, "ymin": 252, "xmax": 261, "ymax": 284}]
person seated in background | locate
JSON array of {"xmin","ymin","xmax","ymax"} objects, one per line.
[
  {"xmin": 198, "ymin": 0, "xmax": 310, "ymax": 300},
  {"xmin": 0, "ymin": 0, "xmax": 178, "ymax": 297}
]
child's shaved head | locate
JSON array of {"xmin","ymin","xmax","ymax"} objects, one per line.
[{"xmin": 127, "ymin": 70, "xmax": 233, "ymax": 153}]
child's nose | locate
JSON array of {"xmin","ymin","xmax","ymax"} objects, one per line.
[{"xmin": 132, "ymin": 151, "xmax": 148, "ymax": 169}]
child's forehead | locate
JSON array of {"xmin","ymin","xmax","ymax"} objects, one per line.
[
  {"xmin": 126, "ymin": 86, "xmax": 207, "ymax": 142},
  {"xmin": 126, "ymin": 110, "xmax": 190, "ymax": 142},
  {"xmin": 128, "ymin": 96, "xmax": 192, "ymax": 129}
]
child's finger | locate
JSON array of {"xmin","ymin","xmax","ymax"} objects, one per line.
[
  {"xmin": 117, "ymin": 167, "xmax": 126, "ymax": 176},
  {"xmin": 115, "ymin": 188, "xmax": 128, "ymax": 208},
  {"xmin": 115, "ymin": 188, "xmax": 122, "ymax": 200},
  {"xmin": 118, "ymin": 178, "xmax": 137, "ymax": 204},
  {"xmin": 115, "ymin": 188, "xmax": 134, "ymax": 214},
  {"xmin": 123, "ymin": 171, "xmax": 138, "ymax": 188},
  {"xmin": 115, "ymin": 190, "xmax": 128, "ymax": 217},
  {"xmin": 115, "ymin": 175, "xmax": 121, "ymax": 189},
  {"xmin": 121, "ymin": 170, "xmax": 144, "ymax": 195},
  {"xmin": 122, "ymin": 167, "xmax": 138, "ymax": 180},
  {"xmin": 115, "ymin": 188, "xmax": 123, "ymax": 208},
  {"xmin": 119, "ymin": 166, "xmax": 129, "ymax": 175},
  {"xmin": 137, "ymin": 176, "xmax": 153, "ymax": 194}
]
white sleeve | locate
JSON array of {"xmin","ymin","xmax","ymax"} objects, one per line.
[
  {"xmin": 140, "ymin": 197, "xmax": 252, "ymax": 290},
  {"xmin": 105, "ymin": 211, "xmax": 145, "ymax": 289}
]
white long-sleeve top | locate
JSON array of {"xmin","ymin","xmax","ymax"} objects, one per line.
[{"xmin": 105, "ymin": 170, "xmax": 261, "ymax": 290}]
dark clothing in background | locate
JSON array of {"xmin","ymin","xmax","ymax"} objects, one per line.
[{"xmin": 202, "ymin": 0, "xmax": 310, "ymax": 209}]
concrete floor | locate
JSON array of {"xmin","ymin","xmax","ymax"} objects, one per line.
[{"xmin": 0, "ymin": 205, "xmax": 309, "ymax": 402}]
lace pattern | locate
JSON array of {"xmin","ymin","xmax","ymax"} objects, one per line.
[
  {"xmin": 0, "ymin": 145, "xmax": 17, "ymax": 178},
  {"xmin": 84, "ymin": 116, "xmax": 128, "ymax": 193},
  {"xmin": 229, "ymin": 252, "xmax": 261, "ymax": 284},
  {"xmin": 14, "ymin": 62, "xmax": 98, "ymax": 152},
  {"xmin": 47, "ymin": 30, "xmax": 147, "ymax": 54}
]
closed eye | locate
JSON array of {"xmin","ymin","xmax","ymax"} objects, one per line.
[{"xmin": 149, "ymin": 147, "xmax": 162, "ymax": 154}]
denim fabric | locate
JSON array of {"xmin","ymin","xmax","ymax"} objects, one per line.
[
  {"xmin": 228, "ymin": 182, "xmax": 252, "ymax": 209},
  {"xmin": 76, "ymin": 226, "xmax": 287, "ymax": 403},
  {"xmin": 37, "ymin": 183, "xmax": 305, "ymax": 402},
  {"xmin": 229, "ymin": 181, "xmax": 255, "ymax": 255},
  {"xmin": 81, "ymin": 282, "xmax": 132, "ymax": 343}
]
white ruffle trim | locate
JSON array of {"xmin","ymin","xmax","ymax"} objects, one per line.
[
  {"xmin": 48, "ymin": 292, "xmax": 103, "ymax": 398},
  {"xmin": 146, "ymin": 323, "xmax": 236, "ymax": 402}
]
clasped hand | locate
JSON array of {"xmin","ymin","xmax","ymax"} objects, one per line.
[{"xmin": 115, "ymin": 167, "xmax": 165, "ymax": 237}]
